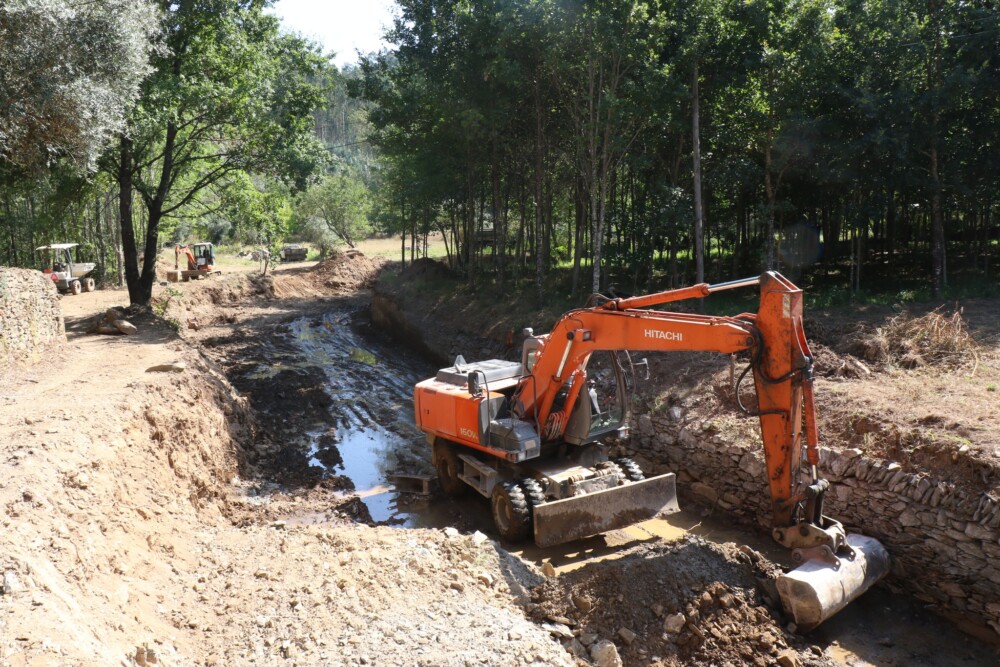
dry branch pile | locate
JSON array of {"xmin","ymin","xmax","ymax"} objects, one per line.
[{"xmin": 849, "ymin": 308, "xmax": 978, "ymax": 369}]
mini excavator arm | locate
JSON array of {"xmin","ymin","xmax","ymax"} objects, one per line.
[{"xmin": 175, "ymin": 245, "xmax": 198, "ymax": 271}]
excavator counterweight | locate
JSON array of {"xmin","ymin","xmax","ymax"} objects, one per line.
[{"xmin": 413, "ymin": 271, "xmax": 889, "ymax": 629}]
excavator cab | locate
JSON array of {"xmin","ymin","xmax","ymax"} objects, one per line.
[{"xmin": 561, "ymin": 351, "xmax": 631, "ymax": 445}]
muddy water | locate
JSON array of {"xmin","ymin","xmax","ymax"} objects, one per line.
[{"xmin": 275, "ymin": 305, "xmax": 996, "ymax": 667}]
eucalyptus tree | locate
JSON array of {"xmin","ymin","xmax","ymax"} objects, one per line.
[
  {"xmin": 110, "ymin": 0, "xmax": 328, "ymax": 305},
  {"xmin": 553, "ymin": 0, "xmax": 662, "ymax": 293}
]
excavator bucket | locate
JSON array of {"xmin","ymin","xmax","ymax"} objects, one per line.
[
  {"xmin": 776, "ymin": 533, "xmax": 891, "ymax": 631},
  {"xmin": 532, "ymin": 473, "xmax": 679, "ymax": 548}
]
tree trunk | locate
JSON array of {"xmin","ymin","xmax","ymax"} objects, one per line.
[
  {"xmin": 691, "ymin": 62, "xmax": 705, "ymax": 285},
  {"xmin": 534, "ymin": 79, "xmax": 546, "ymax": 305},
  {"xmin": 930, "ymin": 141, "xmax": 945, "ymax": 296},
  {"xmin": 117, "ymin": 135, "xmax": 142, "ymax": 304}
]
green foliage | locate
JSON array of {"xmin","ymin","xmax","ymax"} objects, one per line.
[
  {"xmin": 110, "ymin": 0, "xmax": 333, "ymax": 303},
  {"xmin": 219, "ymin": 172, "xmax": 292, "ymax": 249},
  {"xmin": 0, "ymin": 0, "xmax": 158, "ymax": 170},
  {"xmin": 294, "ymin": 172, "xmax": 371, "ymax": 249},
  {"xmin": 352, "ymin": 0, "xmax": 998, "ymax": 300}
]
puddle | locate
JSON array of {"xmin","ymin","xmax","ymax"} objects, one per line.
[{"xmin": 274, "ymin": 310, "xmax": 460, "ymax": 526}]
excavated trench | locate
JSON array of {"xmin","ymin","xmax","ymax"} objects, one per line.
[{"xmin": 208, "ymin": 294, "xmax": 996, "ymax": 666}]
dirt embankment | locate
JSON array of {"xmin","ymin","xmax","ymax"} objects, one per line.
[{"xmin": 0, "ymin": 254, "xmax": 578, "ymax": 667}]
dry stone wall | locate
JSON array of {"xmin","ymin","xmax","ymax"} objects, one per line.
[
  {"xmin": 0, "ymin": 268, "xmax": 65, "ymax": 368},
  {"xmin": 625, "ymin": 409, "xmax": 1000, "ymax": 644}
]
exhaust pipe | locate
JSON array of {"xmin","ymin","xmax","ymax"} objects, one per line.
[{"xmin": 776, "ymin": 533, "xmax": 890, "ymax": 631}]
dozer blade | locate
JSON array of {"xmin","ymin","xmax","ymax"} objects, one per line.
[
  {"xmin": 776, "ymin": 533, "xmax": 890, "ymax": 631},
  {"xmin": 532, "ymin": 473, "xmax": 679, "ymax": 548}
]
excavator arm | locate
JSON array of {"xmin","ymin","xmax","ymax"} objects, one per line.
[
  {"xmin": 509, "ymin": 272, "xmax": 888, "ymax": 628},
  {"xmin": 513, "ymin": 273, "xmax": 824, "ymax": 539},
  {"xmin": 175, "ymin": 245, "xmax": 198, "ymax": 271}
]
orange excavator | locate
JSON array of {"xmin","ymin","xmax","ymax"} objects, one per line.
[
  {"xmin": 413, "ymin": 272, "xmax": 889, "ymax": 629},
  {"xmin": 167, "ymin": 243, "xmax": 217, "ymax": 282}
]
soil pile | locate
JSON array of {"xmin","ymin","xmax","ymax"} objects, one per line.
[
  {"xmin": 309, "ymin": 251, "xmax": 385, "ymax": 292},
  {"xmin": 529, "ymin": 538, "xmax": 831, "ymax": 667},
  {"xmin": 257, "ymin": 251, "xmax": 387, "ymax": 300}
]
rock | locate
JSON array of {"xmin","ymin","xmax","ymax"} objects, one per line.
[
  {"xmin": 541, "ymin": 562, "xmax": 556, "ymax": 577},
  {"xmin": 114, "ymin": 320, "xmax": 138, "ymax": 335},
  {"xmin": 2, "ymin": 571, "xmax": 23, "ymax": 594},
  {"xmin": 663, "ymin": 613, "xmax": 686, "ymax": 634},
  {"xmin": 590, "ymin": 639, "xmax": 622, "ymax": 667},
  {"xmin": 547, "ymin": 615, "xmax": 575, "ymax": 626},
  {"xmin": 443, "ymin": 527, "xmax": 460, "ymax": 538},
  {"xmin": 573, "ymin": 594, "xmax": 593, "ymax": 612},
  {"xmin": 146, "ymin": 362, "xmax": 186, "ymax": 373},
  {"xmin": 476, "ymin": 572, "xmax": 495, "ymax": 587},
  {"xmin": 543, "ymin": 622, "xmax": 574, "ymax": 639},
  {"xmin": 564, "ymin": 638, "xmax": 589, "ymax": 660},
  {"xmin": 964, "ymin": 522, "xmax": 995, "ymax": 541},
  {"xmin": 690, "ymin": 482, "xmax": 718, "ymax": 503},
  {"xmin": 471, "ymin": 530, "xmax": 489, "ymax": 545},
  {"xmin": 579, "ymin": 632, "xmax": 598, "ymax": 646},
  {"xmin": 449, "ymin": 581, "xmax": 464, "ymax": 592},
  {"xmin": 617, "ymin": 627, "xmax": 636, "ymax": 644},
  {"xmin": 776, "ymin": 650, "xmax": 799, "ymax": 667},
  {"xmin": 668, "ymin": 406, "xmax": 683, "ymax": 422}
]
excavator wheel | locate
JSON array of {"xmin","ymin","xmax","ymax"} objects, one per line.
[
  {"xmin": 434, "ymin": 441, "xmax": 466, "ymax": 496},
  {"xmin": 614, "ymin": 458, "xmax": 645, "ymax": 482},
  {"xmin": 491, "ymin": 481, "xmax": 531, "ymax": 542},
  {"xmin": 520, "ymin": 478, "xmax": 546, "ymax": 509}
]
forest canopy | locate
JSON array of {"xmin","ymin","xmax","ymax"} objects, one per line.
[
  {"xmin": 355, "ymin": 0, "xmax": 999, "ymax": 300},
  {"xmin": 0, "ymin": 0, "xmax": 997, "ymax": 305}
]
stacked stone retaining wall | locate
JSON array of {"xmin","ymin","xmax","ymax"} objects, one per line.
[
  {"xmin": 627, "ymin": 409, "xmax": 1000, "ymax": 643},
  {"xmin": 0, "ymin": 268, "xmax": 65, "ymax": 369}
]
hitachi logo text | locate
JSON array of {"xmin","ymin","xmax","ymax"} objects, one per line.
[{"xmin": 644, "ymin": 329, "xmax": 683, "ymax": 342}]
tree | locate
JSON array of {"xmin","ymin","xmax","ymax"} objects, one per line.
[
  {"xmin": 110, "ymin": 0, "xmax": 328, "ymax": 305},
  {"xmin": 0, "ymin": 0, "xmax": 157, "ymax": 170},
  {"xmin": 295, "ymin": 173, "xmax": 371, "ymax": 249}
]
